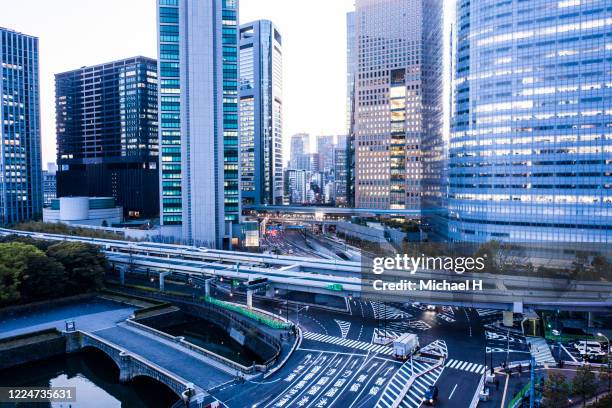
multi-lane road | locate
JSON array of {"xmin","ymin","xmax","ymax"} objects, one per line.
[{"xmin": 210, "ymin": 294, "xmax": 533, "ymax": 408}]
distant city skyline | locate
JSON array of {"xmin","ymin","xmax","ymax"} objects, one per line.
[{"xmin": 0, "ymin": 0, "xmax": 362, "ymax": 168}]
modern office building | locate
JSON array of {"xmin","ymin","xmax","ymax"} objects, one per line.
[
  {"xmin": 349, "ymin": 0, "xmax": 444, "ymax": 212},
  {"xmin": 346, "ymin": 11, "xmax": 356, "ymax": 207},
  {"xmin": 157, "ymin": 0, "xmax": 240, "ymax": 248},
  {"xmin": 334, "ymin": 142, "xmax": 348, "ymax": 206},
  {"xmin": 284, "ymin": 169, "xmax": 308, "ymax": 204},
  {"xmin": 289, "ymin": 133, "xmax": 310, "ymax": 170},
  {"xmin": 42, "ymin": 163, "xmax": 57, "ymax": 207},
  {"xmin": 55, "ymin": 57, "xmax": 159, "ymax": 219},
  {"xmin": 449, "ymin": 0, "xmax": 612, "ymax": 243},
  {"xmin": 316, "ymin": 135, "xmax": 334, "ymax": 174},
  {"xmin": 0, "ymin": 28, "xmax": 42, "ymax": 224},
  {"xmin": 239, "ymin": 20, "xmax": 283, "ymax": 206}
]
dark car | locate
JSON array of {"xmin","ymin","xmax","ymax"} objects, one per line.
[{"xmin": 423, "ymin": 385, "xmax": 439, "ymax": 405}]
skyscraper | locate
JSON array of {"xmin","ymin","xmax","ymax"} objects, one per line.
[
  {"xmin": 0, "ymin": 28, "xmax": 42, "ymax": 224},
  {"xmin": 346, "ymin": 11, "xmax": 356, "ymax": 207},
  {"xmin": 289, "ymin": 133, "xmax": 310, "ymax": 170},
  {"xmin": 55, "ymin": 57, "xmax": 159, "ymax": 218},
  {"xmin": 350, "ymin": 0, "xmax": 444, "ymax": 211},
  {"xmin": 316, "ymin": 135, "xmax": 334, "ymax": 174},
  {"xmin": 239, "ymin": 20, "xmax": 283, "ymax": 206},
  {"xmin": 334, "ymin": 135, "xmax": 348, "ymax": 206},
  {"xmin": 157, "ymin": 0, "xmax": 240, "ymax": 248},
  {"xmin": 449, "ymin": 0, "xmax": 612, "ymax": 243}
]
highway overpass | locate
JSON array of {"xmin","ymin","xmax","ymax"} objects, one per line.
[{"xmin": 1, "ymin": 228, "xmax": 610, "ymax": 311}]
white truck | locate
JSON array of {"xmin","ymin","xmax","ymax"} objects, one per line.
[{"xmin": 393, "ymin": 333, "xmax": 419, "ymax": 359}]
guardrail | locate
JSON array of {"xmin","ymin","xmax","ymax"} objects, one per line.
[
  {"xmin": 73, "ymin": 330, "xmax": 200, "ymax": 399},
  {"xmin": 469, "ymin": 372, "xmax": 486, "ymax": 408},
  {"xmin": 125, "ymin": 318, "xmax": 256, "ymax": 375}
]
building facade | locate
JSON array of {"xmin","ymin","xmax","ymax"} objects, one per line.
[
  {"xmin": 43, "ymin": 197, "xmax": 123, "ymax": 227},
  {"xmin": 0, "ymin": 28, "xmax": 42, "ymax": 224},
  {"xmin": 316, "ymin": 135, "xmax": 335, "ymax": 174},
  {"xmin": 346, "ymin": 12, "xmax": 357, "ymax": 207},
  {"xmin": 239, "ymin": 20, "xmax": 283, "ymax": 206},
  {"xmin": 55, "ymin": 57, "xmax": 159, "ymax": 218},
  {"xmin": 350, "ymin": 0, "xmax": 444, "ymax": 212},
  {"xmin": 289, "ymin": 133, "xmax": 310, "ymax": 170},
  {"xmin": 157, "ymin": 0, "xmax": 240, "ymax": 248},
  {"xmin": 334, "ymin": 142, "xmax": 348, "ymax": 206},
  {"xmin": 449, "ymin": 0, "xmax": 612, "ymax": 243},
  {"xmin": 42, "ymin": 163, "xmax": 57, "ymax": 207}
]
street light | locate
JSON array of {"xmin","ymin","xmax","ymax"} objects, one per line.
[{"xmin": 597, "ymin": 332, "xmax": 611, "ymax": 392}]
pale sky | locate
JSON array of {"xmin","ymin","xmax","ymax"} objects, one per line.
[{"xmin": 0, "ymin": 0, "xmax": 451, "ymax": 170}]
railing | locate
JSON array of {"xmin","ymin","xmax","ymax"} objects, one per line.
[
  {"xmin": 125, "ymin": 318, "xmax": 256, "ymax": 375},
  {"xmin": 469, "ymin": 372, "xmax": 486, "ymax": 408},
  {"xmin": 203, "ymin": 296, "xmax": 292, "ymax": 330}
]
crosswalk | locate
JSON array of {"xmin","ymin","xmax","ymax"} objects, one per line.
[
  {"xmin": 420, "ymin": 340, "xmax": 448, "ymax": 358},
  {"xmin": 375, "ymin": 320, "xmax": 432, "ymax": 335},
  {"xmin": 335, "ymin": 320, "xmax": 351, "ymax": 339},
  {"xmin": 376, "ymin": 357, "xmax": 444, "ymax": 408},
  {"xmin": 445, "ymin": 359, "xmax": 487, "ymax": 374},
  {"xmin": 529, "ymin": 337, "xmax": 556, "ymax": 365},
  {"xmin": 371, "ymin": 301, "xmax": 412, "ymax": 320},
  {"xmin": 303, "ymin": 331, "xmax": 394, "ymax": 355},
  {"xmin": 475, "ymin": 308, "xmax": 501, "ymax": 317}
]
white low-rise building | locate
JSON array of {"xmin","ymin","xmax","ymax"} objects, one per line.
[{"xmin": 43, "ymin": 197, "xmax": 123, "ymax": 227}]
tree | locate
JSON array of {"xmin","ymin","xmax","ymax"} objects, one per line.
[
  {"xmin": 20, "ymin": 254, "xmax": 66, "ymax": 301},
  {"xmin": 0, "ymin": 263, "xmax": 21, "ymax": 305},
  {"xmin": 542, "ymin": 372, "xmax": 570, "ymax": 408},
  {"xmin": 592, "ymin": 255, "xmax": 611, "ymax": 280},
  {"xmin": 46, "ymin": 242, "xmax": 107, "ymax": 293},
  {"xmin": 572, "ymin": 365, "xmax": 598, "ymax": 407},
  {"xmin": 0, "ymin": 242, "xmax": 45, "ymax": 305}
]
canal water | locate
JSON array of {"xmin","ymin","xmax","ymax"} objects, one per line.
[
  {"xmin": 161, "ymin": 316, "xmax": 265, "ymax": 366},
  {"xmin": 0, "ymin": 349, "xmax": 179, "ymax": 407}
]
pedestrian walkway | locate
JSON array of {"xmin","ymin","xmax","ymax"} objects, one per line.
[
  {"xmin": 445, "ymin": 359, "xmax": 487, "ymax": 374},
  {"xmin": 376, "ymin": 358, "xmax": 443, "ymax": 408},
  {"xmin": 302, "ymin": 331, "xmax": 393, "ymax": 355},
  {"xmin": 529, "ymin": 337, "xmax": 556, "ymax": 365}
]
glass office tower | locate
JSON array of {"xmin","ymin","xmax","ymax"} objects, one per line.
[
  {"xmin": 0, "ymin": 28, "xmax": 42, "ymax": 224},
  {"xmin": 157, "ymin": 0, "xmax": 240, "ymax": 248},
  {"xmin": 239, "ymin": 20, "xmax": 283, "ymax": 206},
  {"xmin": 55, "ymin": 57, "xmax": 159, "ymax": 218},
  {"xmin": 449, "ymin": 0, "xmax": 612, "ymax": 243},
  {"xmin": 350, "ymin": 0, "xmax": 443, "ymax": 212}
]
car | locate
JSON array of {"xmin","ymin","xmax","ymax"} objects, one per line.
[
  {"xmin": 426, "ymin": 305, "xmax": 439, "ymax": 313},
  {"xmin": 551, "ymin": 329, "xmax": 560, "ymax": 336},
  {"xmin": 423, "ymin": 385, "xmax": 439, "ymax": 405}
]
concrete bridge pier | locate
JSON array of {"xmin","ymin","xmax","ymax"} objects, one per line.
[
  {"xmin": 159, "ymin": 271, "xmax": 171, "ymax": 291},
  {"xmin": 118, "ymin": 352, "xmax": 132, "ymax": 383},
  {"xmin": 247, "ymin": 289, "xmax": 253, "ymax": 309}
]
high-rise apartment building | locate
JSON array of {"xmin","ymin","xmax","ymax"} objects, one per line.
[
  {"xmin": 349, "ymin": 0, "xmax": 444, "ymax": 212},
  {"xmin": 157, "ymin": 0, "xmax": 240, "ymax": 248},
  {"xmin": 239, "ymin": 20, "xmax": 283, "ymax": 206},
  {"xmin": 55, "ymin": 57, "xmax": 159, "ymax": 218},
  {"xmin": 0, "ymin": 28, "xmax": 42, "ymax": 224},
  {"xmin": 449, "ymin": 0, "xmax": 612, "ymax": 243}
]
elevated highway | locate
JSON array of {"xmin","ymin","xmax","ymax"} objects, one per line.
[{"xmin": 1, "ymin": 228, "xmax": 610, "ymax": 311}]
